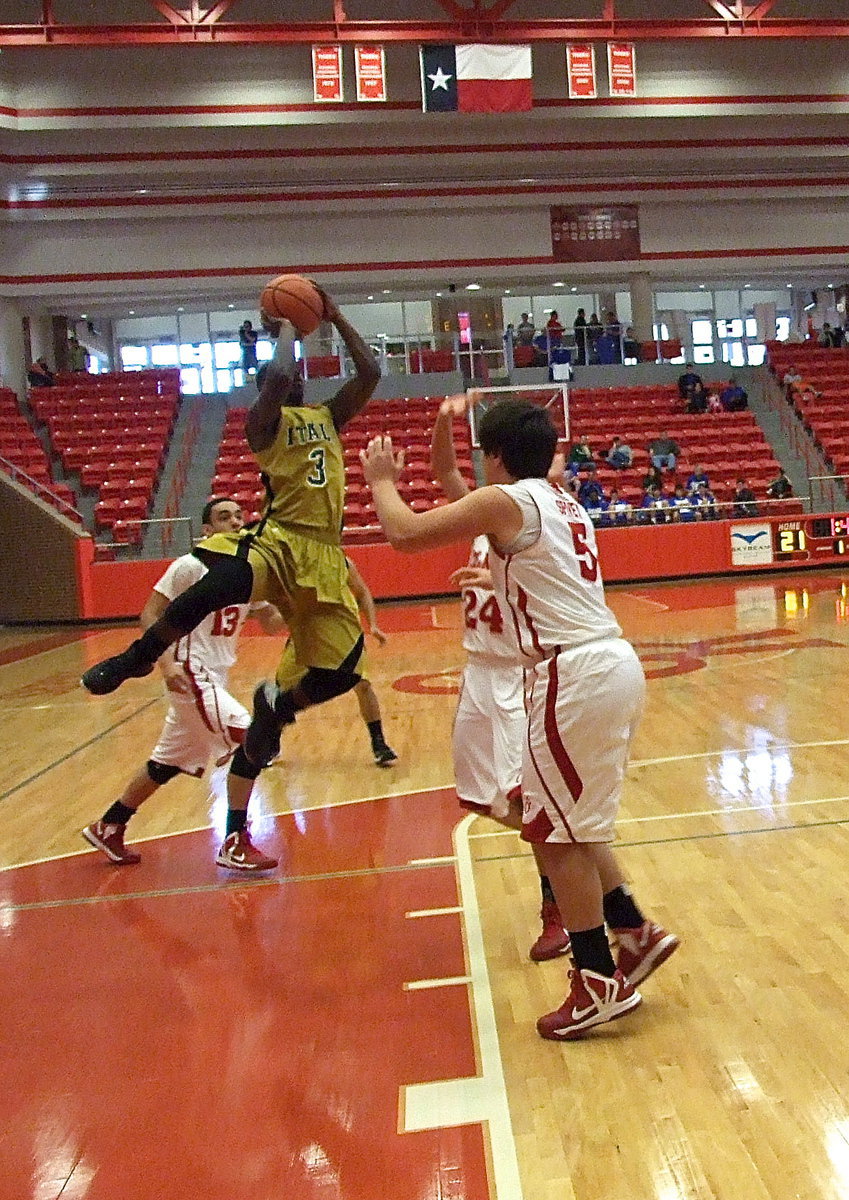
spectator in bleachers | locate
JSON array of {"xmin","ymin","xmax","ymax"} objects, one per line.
[
  {"xmin": 766, "ymin": 469, "xmax": 793, "ymax": 500},
  {"xmin": 648, "ymin": 432, "xmax": 681, "ymax": 472},
  {"xmin": 639, "ymin": 483, "xmax": 669, "ymax": 524},
  {"xmin": 516, "ymin": 313, "xmax": 536, "ymax": 346},
  {"xmin": 239, "ymin": 320, "xmax": 259, "ymax": 374},
  {"xmin": 686, "ymin": 381, "xmax": 709, "ymax": 414},
  {"xmin": 567, "ymin": 434, "xmax": 595, "ymax": 473},
  {"xmin": 642, "ymin": 463, "xmax": 663, "ymax": 492},
  {"xmin": 670, "ymin": 483, "xmax": 697, "ymax": 522},
  {"xmin": 608, "ymin": 488, "xmax": 632, "ymax": 525},
  {"xmin": 720, "ymin": 378, "xmax": 748, "ymax": 412},
  {"xmin": 732, "ymin": 477, "xmax": 759, "ymax": 518},
  {"xmin": 578, "ymin": 473, "xmax": 605, "ymax": 510},
  {"xmin": 693, "ymin": 481, "xmax": 718, "ymax": 520},
  {"xmin": 782, "ymin": 364, "xmax": 802, "ymax": 389},
  {"xmin": 677, "ymin": 363, "xmax": 703, "ymax": 400},
  {"xmin": 605, "ymin": 436, "xmax": 633, "ymax": 469},
  {"xmin": 818, "ymin": 323, "xmax": 837, "ymax": 348},
  {"xmin": 687, "ymin": 463, "xmax": 710, "ymax": 492},
  {"xmin": 706, "ymin": 388, "xmax": 723, "ymax": 413},
  {"xmin": 27, "ymin": 358, "xmax": 54, "ymax": 387},
  {"xmin": 573, "ymin": 308, "xmax": 587, "ymax": 364}
]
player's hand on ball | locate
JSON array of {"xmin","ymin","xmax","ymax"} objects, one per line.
[
  {"xmin": 310, "ymin": 281, "xmax": 340, "ymax": 323},
  {"xmin": 450, "ymin": 565, "xmax": 493, "ymax": 590},
  {"xmin": 361, "ymin": 436, "xmax": 405, "ymax": 484}
]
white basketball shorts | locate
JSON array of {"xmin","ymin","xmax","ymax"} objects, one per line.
[
  {"xmin": 520, "ymin": 637, "xmax": 645, "ymax": 844},
  {"xmin": 454, "ymin": 655, "xmax": 525, "ymax": 819},
  {"xmin": 150, "ymin": 664, "xmax": 250, "ymax": 777}
]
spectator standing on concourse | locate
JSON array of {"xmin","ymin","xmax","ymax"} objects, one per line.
[
  {"xmin": 516, "ymin": 313, "xmax": 536, "ymax": 346},
  {"xmin": 573, "ymin": 308, "xmax": 588, "ymax": 364},
  {"xmin": 239, "ymin": 319, "xmax": 259, "ymax": 374},
  {"xmin": 586, "ymin": 312, "xmax": 603, "ymax": 362},
  {"xmin": 546, "ymin": 310, "xmax": 565, "ymax": 347}
]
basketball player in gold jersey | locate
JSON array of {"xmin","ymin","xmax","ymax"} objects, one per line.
[{"xmin": 83, "ymin": 287, "xmax": 381, "ymax": 806}]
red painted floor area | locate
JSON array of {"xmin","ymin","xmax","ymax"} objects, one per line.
[{"xmin": 0, "ymin": 791, "xmax": 490, "ymax": 1200}]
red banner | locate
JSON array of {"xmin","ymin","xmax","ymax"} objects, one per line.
[
  {"xmin": 607, "ymin": 43, "xmax": 637, "ymax": 97},
  {"xmin": 550, "ymin": 205, "xmax": 641, "ymax": 262},
  {"xmin": 355, "ymin": 45, "xmax": 387, "ymax": 102},
  {"xmin": 566, "ymin": 44, "xmax": 596, "ymax": 100},
  {"xmin": 312, "ymin": 45, "xmax": 343, "ymax": 102}
]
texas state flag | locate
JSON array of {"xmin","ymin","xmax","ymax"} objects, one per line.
[{"xmin": 420, "ymin": 44, "xmax": 533, "ymax": 113}]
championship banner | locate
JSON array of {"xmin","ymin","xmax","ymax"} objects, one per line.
[
  {"xmin": 312, "ymin": 45, "xmax": 343, "ymax": 102},
  {"xmin": 607, "ymin": 43, "xmax": 636, "ymax": 97},
  {"xmin": 566, "ymin": 44, "xmax": 597, "ymax": 100},
  {"xmin": 355, "ymin": 45, "xmax": 386, "ymax": 102},
  {"xmin": 550, "ymin": 204, "xmax": 640, "ymax": 262}
]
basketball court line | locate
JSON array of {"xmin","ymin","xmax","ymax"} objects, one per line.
[
  {"xmin": 401, "ymin": 812, "xmax": 525, "ymax": 1200},
  {"xmin": 0, "ymin": 697, "xmax": 159, "ymax": 806}
]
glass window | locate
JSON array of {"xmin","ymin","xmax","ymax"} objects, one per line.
[
  {"xmin": 693, "ymin": 346, "xmax": 715, "ymax": 364},
  {"xmin": 776, "ymin": 317, "xmax": 791, "ymax": 341},
  {"xmin": 119, "ymin": 345, "xmax": 149, "ymax": 368},
  {"xmin": 179, "ymin": 343, "xmax": 202, "ymax": 366},
  {"xmin": 653, "ymin": 322, "xmax": 669, "ymax": 340},
  {"xmin": 692, "ymin": 320, "xmax": 713, "ymax": 344},
  {"xmin": 717, "ymin": 319, "xmax": 744, "ymax": 338},
  {"xmin": 214, "ymin": 340, "xmax": 240, "ymax": 368},
  {"xmin": 745, "ymin": 318, "xmax": 758, "ymax": 338},
  {"xmin": 216, "ymin": 369, "xmax": 234, "ymax": 392},
  {"xmin": 150, "ymin": 343, "xmax": 179, "ymax": 366},
  {"xmin": 180, "ymin": 367, "xmax": 201, "ymax": 394},
  {"xmin": 722, "ymin": 343, "xmax": 746, "ymax": 367},
  {"xmin": 747, "ymin": 345, "xmax": 767, "ymax": 366}
]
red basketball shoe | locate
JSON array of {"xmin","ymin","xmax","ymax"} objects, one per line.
[
  {"xmin": 613, "ymin": 921, "xmax": 680, "ymax": 985},
  {"xmin": 216, "ymin": 830, "xmax": 278, "ymax": 872},
  {"xmin": 82, "ymin": 821, "xmax": 141, "ymax": 865},
  {"xmin": 529, "ymin": 900, "xmax": 571, "ymax": 962},
  {"xmin": 537, "ymin": 968, "xmax": 642, "ymax": 1041}
]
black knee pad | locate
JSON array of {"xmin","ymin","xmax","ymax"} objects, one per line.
[
  {"xmin": 297, "ymin": 666, "xmax": 361, "ymax": 706},
  {"xmin": 147, "ymin": 759, "xmax": 182, "ymax": 785},
  {"xmin": 166, "ymin": 553, "xmax": 254, "ymax": 635},
  {"xmin": 230, "ymin": 744, "xmax": 263, "ymax": 781}
]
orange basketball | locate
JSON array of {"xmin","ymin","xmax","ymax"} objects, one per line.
[{"xmin": 259, "ymin": 274, "xmax": 324, "ymax": 335}]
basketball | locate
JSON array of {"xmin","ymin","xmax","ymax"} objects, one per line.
[{"xmin": 259, "ymin": 274, "xmax": 325, "ymax": 335}]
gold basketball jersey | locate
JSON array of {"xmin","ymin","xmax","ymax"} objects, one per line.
[{"xmin": 254, "ymin": 404, "xmax": 345, "ymax": 537}]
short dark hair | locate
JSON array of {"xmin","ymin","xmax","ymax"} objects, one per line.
[
  {"xmin": 478, "ymin": 399, "xmax": 557, "ymax": 479},
  {"xmin": 202, "ymin": 495, "xmax": 237, "ymax": 525}
]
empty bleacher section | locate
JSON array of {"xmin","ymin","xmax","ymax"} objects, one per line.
[
  {"xmin": 767, "ymin": 341, "xmax": 849, "ymax": 503},
  {"xmin": 0, "ymin": 386, "xmax": 79, "ymax": 518},
  {"xmin": 211, "ymin": 396, "xmax": 476, "ymax": 541},
  {"xmin": 30, "ymin": 369, "xmax": 181, "ymax": 546}
]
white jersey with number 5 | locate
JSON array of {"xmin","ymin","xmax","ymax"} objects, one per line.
[
  {"xmin": 461, "ymin": 535, "xmax": 515, "ymax": 661},
  {"xmin": 488, "ymin": 479, "xmax": 621, "ymax": 662}
]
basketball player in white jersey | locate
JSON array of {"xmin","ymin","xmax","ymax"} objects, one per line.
[
  {"xmin": 430, "ymin": 398, "xmax": 569, "ymax": 961},
  {"xmin": 82, "ymin": 497, "xmax": 284, "ymax": 872},
  {"xmin": 362, "ymin": 396, "xmax": 679, "ymax": 1040}
]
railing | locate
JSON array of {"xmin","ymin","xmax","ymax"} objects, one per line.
[
  {"xmin": 0, "ymin": 454, "xmax": 84, "ymax": 523},
  {"xmin": 96, "ymin": 515, "xmax": 195, "ymax": 560},
  {"xmin": 581, "ymin": 494, "xmax": 810, "ymax": 527},
  {"xmin": 809, "ymin": 474, "xmax": 849, "ymax": 512}
]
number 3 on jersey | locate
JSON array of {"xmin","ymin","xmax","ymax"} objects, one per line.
[
  {"xmin": 306, "ymin": 447, "xmax": 326, "ymax": 487},
  {"xmin": 464, "ymin": 591, "xmax": 504, "ymax": 634}
]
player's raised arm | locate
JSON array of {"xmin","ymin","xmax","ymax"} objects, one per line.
[
  {"xmin": 244, "ymin": 315, "xmax": 299, "ymax": 453},
  {"xmin": 361, "ymin": 434, "xmax": 522, "ymax": 553},
  {"xmin": 320, "ymin": 290, "xmax": 381, "ymax": 430},
  {"xmin": 431, "ymin": 393, "xmax": 474, "ymax": 502}
]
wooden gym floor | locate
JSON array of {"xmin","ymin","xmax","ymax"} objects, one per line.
[{"xmin": 2, "ymin": 568, "xmax": 849, "ymax": 1200}]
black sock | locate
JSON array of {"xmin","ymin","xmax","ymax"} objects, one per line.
[
  {"xmin": 226, "ymin": 808, "xmax": 248, "ymax": 836},
  {"xmin": 102, "ymin": 801, "xmax": 137, "ymax": 826},
  {"xmin": 569, "ymin": 925, "xmax": 617, "ymax": 977},
  {"xmin": 540, "ymin": 875, "xmax": 556, "ymax": 905},
  {"xmin": 367, "ymin": 719, "xmax": 385, "ymax": 748},
  {"xmin": 603, "ymin": 884, "xmax": 645, "ymax": 930},
  {"xmin": 134, "ymin": 628, "xmax": 169, "ymax": 664},
  {"xmin": 272, "ymin": 691, "xmax": 297, "ymax": 725}
]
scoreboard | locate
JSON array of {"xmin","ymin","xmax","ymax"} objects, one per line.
[{"xmin": 773, "ymin": 515, "xmax": 849, "ymax": 562}]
